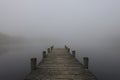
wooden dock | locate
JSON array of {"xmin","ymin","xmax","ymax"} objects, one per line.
[{"xmin": 24, "ymin": 46, "xmax": 97, "ymax": 80}]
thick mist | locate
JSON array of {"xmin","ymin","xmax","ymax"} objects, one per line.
[{"xmin": 0, "ymin": 0, "xmax": 120, "ymax": 42}]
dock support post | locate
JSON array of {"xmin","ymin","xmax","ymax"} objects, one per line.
[
  {"xmin": 31, "ymin": 58, "xmax": 37, "ymax": 71},
  {"xmin": 68, "ymin": 48, "xmax": 70, "ymax": 53},
  {"xmin": 43, "ymin": 51, "xmax": 47, "ymax": 58},
  {"xmin": 83, "ymin": 57, "xmax": 89, "ymax": 69},
  {"xmin": 72, "ymin": 51, "xmax": 76, "ymax": 57},
  {"xmin": 47, "ymin": 48, "xmax": 51, "ymax": 53},
  {"xmin": 50, "ymin": 47, "xmax": 52, "ymax": 52},
  {"xmin": 52, "ymin": 45, "xmax": 54, "ymax": 49},
  {"xmin": 65, "ymin": 45, "xmax": 67, "ymax": 49},
  {"xmin": 51, "ymin": 46, "xmax": 54, "ymax": 51}
]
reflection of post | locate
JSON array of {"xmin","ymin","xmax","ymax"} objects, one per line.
[
  {"xmin": 43, "ymin": 51, "xmax": 46, "ymax": 58},
  {"xmin": 31, "ymin": 58, "xmax": 37, "ymax": 71},
  {"xmin": 72, "ymin": 51, "xmax": 76, "ymax": 57},
  {"xmin": 83, "ymin": 57, "xmax": 89, "ymax": 69}
]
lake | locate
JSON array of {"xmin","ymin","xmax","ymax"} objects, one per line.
[{"xmin": 0, "ymin": 42, "xmax": 120, "ymax": 80}]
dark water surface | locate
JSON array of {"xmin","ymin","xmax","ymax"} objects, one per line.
[
  {"xmin": 0, "ymin": 42, "xmax": 49, "ymax": 80},
  {"xmin": 0, "ymin": 43, "xmax": 120, "ymax": 80},
  {"xmin": 75, "ymin": 47, "xmax": 120, "ymax": 80}
]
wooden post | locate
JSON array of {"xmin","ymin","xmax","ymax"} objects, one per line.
[
  {"xmin": 68, "ymin": 48, "xmax": 70, "ymax": 53},
  {"xmin": 51, "ymin": 45, "xmax": 54, "ymax": 51},
  {"xmin": 47, "ymin": 48, "xmax": 50, "ymax": 53},
  {"xmin": 31, "ymin": 58, "xmax": 37, "ymax": 71},
  {"xmin": 83, "ymin": 57, "xmax": 89, "ymax": 69},
  {"xmin": 65, "ymin": 45, "xmax": 67, "ymax": 49},
  {"xmin": 52, "ymin": 45, "xmax": 54, "ymax": 49},
  {"xmin": 51, "ymin": 46, "xmax": 52, "ymax": 51},
  {"xmin": 72, "ymin": 51, "xmax": 76, "ymax": 57},
  {"xmin": 43, "ymin": 51, "xmax": 46, "ymax": 58}
]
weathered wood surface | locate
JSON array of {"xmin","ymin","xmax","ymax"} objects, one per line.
[{"xmin": 24, "ymin": 48, "xmax": 97, "ymax": 80}]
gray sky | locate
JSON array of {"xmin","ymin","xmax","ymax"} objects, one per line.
[{"xmin": 0, "ymin": 0, "xmax": 120, "ymax": 46}]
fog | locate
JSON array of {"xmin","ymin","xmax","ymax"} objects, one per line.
[
  {"xmin": 0, "ymin": 0, "xmax": 120, "ymax": 80},
  {"xmin": 0, "ymin": 0, "xmax": 120, "ymax": 43}
]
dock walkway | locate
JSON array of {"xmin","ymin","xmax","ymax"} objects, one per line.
[{"xmin": 24, "ymin": 47, "xmax": 97, "ymax": 80}]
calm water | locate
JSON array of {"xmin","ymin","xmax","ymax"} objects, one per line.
[
  {"xmin": 75, "ymin": 47, "xmax": 120, "ymax": 80},
  {"xmin": 0, "ymin": 43, "xmax": 120, "ymax": 80}
]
